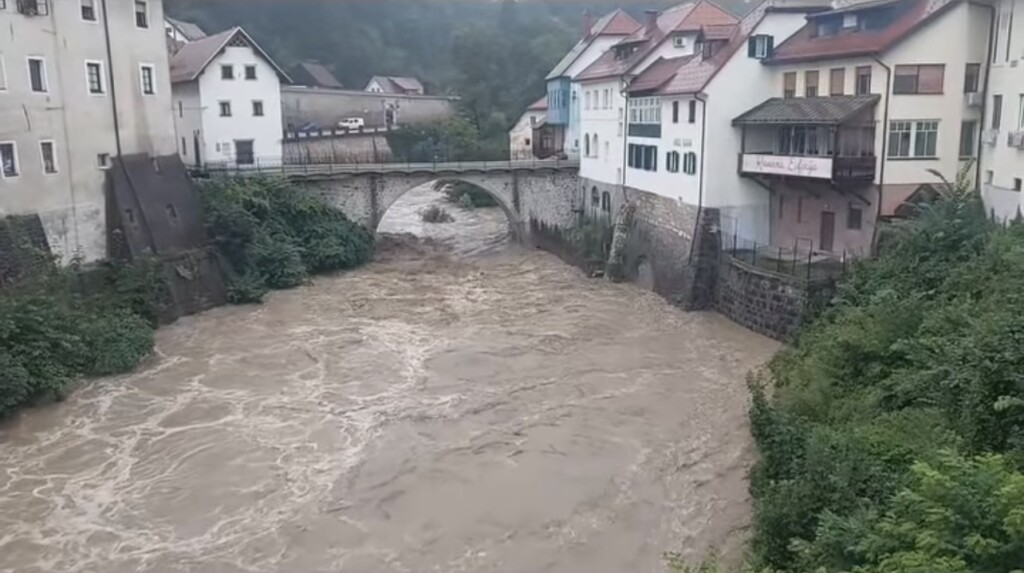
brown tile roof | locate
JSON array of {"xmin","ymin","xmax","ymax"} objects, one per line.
[
  {"xmin": 367, "ymin": 76, "xmax": 425, "ymax": 94},
  {"xmin": 170, "ymin": 27, "xmax": 291, "ymax": 84},
  {"xmin": 768, "ymin": 0, "xmax": 960, "ymax": 64},
  {"xmin": 702, "ymin": 23, "xmax": 738, "ymax": 40},
  {"xmin": 527, "ymin": 96, "xmax": 548, "ymax": 111},
  {"xmin": 732, "ymin": 94, "xmax": 881, "ymax": 125},
  {"xmin": 628, "ymin": 56, "xmax": 697, "ymax": 93},
  {"xmin": 577, "ymin": 1, "xmax": 739, "ymax": 82},
  {"xmin": 546, "ymin": 10, "xmax": 641, "ymax": 80}
]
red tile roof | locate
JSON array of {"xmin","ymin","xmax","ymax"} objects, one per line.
[
  {"xmin": 527, "ymin": 96, "xmax": 548, "ymax": 111},
  {"xmin": 769, "ymin": 0, "xmax": 960, "ymax": 64},
  {"xmin": 702, "ymin": 23, "xmax": 739, "ymax": 40},
  {"xmin": 598, "ymin": 9, "xmax": 644, "ymax": 35},
  {"xmin": 577, "ymin": 1, "xmax": 739, "ymax": 83},
  {"xmin": 628, "ymin": 56, "xmax": 698, "ymax": 93}
]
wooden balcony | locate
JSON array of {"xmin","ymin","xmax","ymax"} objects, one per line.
[{"xmin": 738, "ymin": 153, "xmax": 875, "ymax": 186}]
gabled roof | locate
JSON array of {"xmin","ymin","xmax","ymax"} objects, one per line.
[
  {"xmin": 732, "ymin": 94, "xmax": 881, "ymax": 125},
  {"xmin": 768, "ymin": 0, "xmax": 960, "ymax": 64},
  {"xmin": 629, "ymin": 0, "xmax": 828, "ymax": 96},
  {"xmin": 527, "ymin": 95, "xmax": 548, "ymax": 111},
  {"xmin": 628, "ymin": 56, "xmax": 698, "ymax": 93},
  {"xmin": 546, "ymin": 10, "xmax": 641, "ymax": 80},
  {"xmin": 169, "ymin": 27, "xmax": 292, "ymax": 84},
  {"xmin": 367, "ymin": 76, "xmax": 425, "ymax": 93},
  {"xmin": 576, "ymin": 1, "xmax": 739, "ymax": 83},
  {"xmin": 297, "ymin": 61, "xmax": 343, "ymax": 89},
  {"xmin": 166, "ymin": 16, "xmax": 207, "ymax": 41}
]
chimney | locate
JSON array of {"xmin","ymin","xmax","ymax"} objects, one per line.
[
  {"xmin": 582, "ymin": 10, "xmax": 595, "ymax": 39},
  {"xmin": 645, "ymin": 10, "xmax": 659, "ymax": 33}
]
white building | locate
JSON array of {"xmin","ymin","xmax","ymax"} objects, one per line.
[
  {"xmin": 509, "ymin": 96, "xmax": 548, "ymax": 160},
  {"xmin": 169, "ymin": 27, "xmax": 290, "ymax": 168},
  {"xmin": 981, "ymin": 0, "xmax": 1024, "ymax": 221},
  {"xmin": 0, "ymin": 0, "xmax": 177, "ymax": 262},
  {"xmin": 365, "ymin": 76, "xmax": 425, "ymax": 96}
]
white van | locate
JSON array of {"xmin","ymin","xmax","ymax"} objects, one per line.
[{"xmin": 338, "ymin": 117, "xmax": 365, "ymax": 130}]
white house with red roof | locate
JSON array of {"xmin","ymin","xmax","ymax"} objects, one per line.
[
  {"xmin": 981, "ymin": 0, "xmax": 1024, "ymax": 222},
  {"xmin": 509, "ymin": 96, "xmax": 549, "ymax": 160},
  {"xmin": 733, "ymin": 0, "xmax": 990, "ymax": 256},
  {"xmin": 544, "ymin": 10, "xmax": 641, "ymax": 160}
]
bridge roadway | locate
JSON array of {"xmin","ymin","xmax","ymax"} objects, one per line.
[{"xmin": 203, "ymin": 159, "xmax": 580, "ymax": 178}]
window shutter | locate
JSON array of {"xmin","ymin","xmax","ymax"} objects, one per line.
[
  {"xmin": 766, "ymin": 36, "xmax": 774, "ymax": 57},
  {"xmin": 748, "ymin": 36, "xmax": 757, "ymax": 57}
]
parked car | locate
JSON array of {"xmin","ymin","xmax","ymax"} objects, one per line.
[{"xmin": 338, "ymin": 117, "xmax": 365, "ymax": 130}]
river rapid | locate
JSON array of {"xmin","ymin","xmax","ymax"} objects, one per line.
[{"xmin": 0, "ymin": 185, "xmax": 778, "ymax": 573}]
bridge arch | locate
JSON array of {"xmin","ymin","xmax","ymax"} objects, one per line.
[{"xmin": 375, "ymin": 174, "xmax": 522, "ymax": 239}]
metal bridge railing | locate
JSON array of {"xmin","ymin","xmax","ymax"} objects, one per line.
[{"xmin": 197, "ymin": 157, "xmax": 580, "ymax": 176}]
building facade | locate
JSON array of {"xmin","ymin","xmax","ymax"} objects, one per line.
[
  {"xmin": 509, "ymin": 96, "xmax": 548, "ymax": 160},
  {"xmin": 0, "ymin": 0, "xmax": 177, "ymax": 262},
  {"xmin": 169, "ymin": 27, "xmax": 290, "ymax": 168},
  {"xmin": 981, "ymin": 0, "xmax": 1024, "ymax": 221}
]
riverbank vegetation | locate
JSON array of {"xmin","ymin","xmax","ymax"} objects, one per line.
[
  {"xmin": 747, "ymin": 178, "xmax": 1024, "ymax": 572},
  {"xmin": 435, "ymin": 180, "xmax": 500, "ymax": 210},
  {"xmin": 0, "ymin": 250, "xmax": 165, "ymax": 419},
  {"xmin": 198, "ymin": 177, "xmax": 373, "ymax": 304}
]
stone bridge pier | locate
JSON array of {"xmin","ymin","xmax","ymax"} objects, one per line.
[{"xmin": 293, "ymin": 168, "xmax": 580, "ymax": 241}]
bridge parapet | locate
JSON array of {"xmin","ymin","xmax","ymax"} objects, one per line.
[{"xmin": 202, "ymin": 159, "xmax": 579, "ymax": 179}]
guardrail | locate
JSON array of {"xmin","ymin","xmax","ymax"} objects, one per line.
[{"xmin": 198, "ymin": 158, "xmax": 581, "ymax": 176}]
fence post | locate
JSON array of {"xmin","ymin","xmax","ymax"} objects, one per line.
[
  {"xmin": 256, "ymin": 157, "xmax": 261, "ymax": 175},
  {"xmin": 752, "ymin": 241, "xmax": 758, "ymax": 267},
  {"xmin": 777, "ymin": 247, "xmax": 782, "ymax": 273},
  {"xmin": 732, "ymin": 231, "xmax": 738, "ymax": 257},
  {"xmin": 807, "ymin": 249, "xmax": 813, "ymax": 281}
]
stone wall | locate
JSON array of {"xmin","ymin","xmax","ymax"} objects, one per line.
[
  {"xmin": 282, "ymin": 86, "xmax": 457, "ymax": 130},
  {"xmin": 714, "ymin": 255, "xmax": 835, "ymax": 341}
]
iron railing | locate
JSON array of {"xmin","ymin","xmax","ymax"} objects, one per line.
[
  {"xmin": 722, "ymin": 232, "xmax": 850, "ymax": 283},
  {"xmin": 197, "ymin": 156, "xmax": 580, "ymax": 176}
]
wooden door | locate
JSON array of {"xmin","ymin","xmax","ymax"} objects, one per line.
[{"xmin": 820, "ymin": 211, "xmax": 835, "ymax": 252}]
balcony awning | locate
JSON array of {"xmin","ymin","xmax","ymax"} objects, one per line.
[{"xmin": 732, "ymin": 95, "xmax": 880, "ymax": 126}]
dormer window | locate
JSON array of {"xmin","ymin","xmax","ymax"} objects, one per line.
[
  {"xmin": 702, "ymin": 40, "xmax": 725, "ymax": 59},
  {"xmin": 842, "ymin": 14, "xmax": 858, "ymax": 28},
  {"xmin": 747, "ymin": 34, "xmax": 774, "ymax": 59},
  {"xmin": 673, "ymin": 36, "xmax": 688, "ymax": 49}
]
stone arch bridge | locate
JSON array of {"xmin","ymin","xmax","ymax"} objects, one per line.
[{"xmin": 265, "ymin": 160, "xmax": 580, "ymax": 239}]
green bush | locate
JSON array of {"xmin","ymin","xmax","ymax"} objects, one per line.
[
  {"xmin": 436, "ymin": 180, "xmax": 499, "ymax": 209},
  {"xmin": 198, "ymin": 176, "xmax": 373, "ymax": 302},
  {"xmin": 420, "ymin": 204, "xmax": 454, "ymax": 223},
  {"xmin": 749, "ymin": 179, "xmax": 1024, "ymax": 573}
]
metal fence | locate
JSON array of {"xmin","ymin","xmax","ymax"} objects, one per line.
[
  {"xmin": 197, "ymin": 156, "xmax": 580, "ymax": 176},
  {"xmin": 721, "ymin": 232, "xmax": 849, "ymax": 283}
]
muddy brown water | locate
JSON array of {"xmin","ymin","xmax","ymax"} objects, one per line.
[{"xmin": 0, "ymin": 186, "xmax": 778, "ymax": 573}]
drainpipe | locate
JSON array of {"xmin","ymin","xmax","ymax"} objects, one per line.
[
  {"xmin": 976, "ymin": 3, "xmax": 997, "ymax": 194},
  {"xmin": 688, "ymin": 92, "xmax": 708, "ymax": 264},
  {"xmin": 619, "ymin": 77, "xmax": 632, "ymax": 203},
  {"xmin": 870, "ymin": 57, "xmax": 892, "ymax": 254}
]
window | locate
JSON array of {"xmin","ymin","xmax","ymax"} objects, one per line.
[
  {"xmin": 847, "ymin": 205, "xmax": 862, "ymax": 230},
  {"xmin": 688, "ymin": 100, "xmax": 696, "ymax": 124},
  {"xmin": 28, "ymin": 57, "xmax": 46, "ymax": 93},
  {"xmin": 747, "ymin": 34, "xmax": 774, "ymax": 59},
  {"xmin": 985, "ymin": 170, "xmax": 993, "ymax": 184},
  {"xmin": 584, "ymin": 133, "xmax": 590, "ymax": 156},
  {"xmin": 1015, "ymin": 178, "xmax": 1022, "ymax": 192},
  {"xmin": 964, "ymin": 63, "xmax": 980, "ymax": 94},
  {"xmin": 252, "ymin": 100, "xmax": 264, "ymax": 116},
  {"xmin": 683, "ymin": 152, "xmax": 697, "ymax": 175},
  {"xmin": 856, "ymin": 66, "xmax": 872, "ymax": 95},
  {"xmin": 181, "ymin": 137, "xmax": 187, "ymax": 156},
  {"xmin": 235, "ymin": 140, "xmax": 254, "ymax": 165},
  {"xmin": 673, "ymin": 36, "xmax": 688, "ymax": 49},
  {"xmin": 960, "ymin": 120, "xmax": 977, "ymax": 157},
  {"xmin": 97, "ymin": 153, "xmax": 111, "ymax": 169},
  {"xmin": 893, "ymin": 64, "xmax": 945, "ymax": 94},
  {"xmin": 805, "ymin": 70, "xmax": 819, "ymax": 97},
  {"xmin": 0, "ymin": 142, "xmax": 18, "ymax": 178},
  {"xmin": 81, "ymin": 0, "xmax": 96, "ymax": 21},
  {"xmin": 134, "ymin": 0, "xmax": 147, "ymax": 28},
  {"xmin": 672, "ymin": 101, "xmax": 679, "ymax": 123},
  {"xmin": 39, "ymin": 140, "xmax": 56, "ymax": 174},
  {"xmin": 140, "ymin": 64, "xmax": 155, "ymax": 95},
  {"xmin": 783, "ymin": 72, "xmax": 796, "ymax": 98},
  {"xmin": 993, "ymin": 94, "xmax": 1003, "ymax": 129},
  {"xmin": 85, "ymin": 61, "xmax": 104, "ymax": 94},
  {"xmin": 830, "ymin": 68, "xmax": 845, "ymax": 96},
  {"xmin": 219, "ymin": 101, "xmax": 232, "ymax": 117},
  {"xmin": 221, "ymin": 65, "xmax": 233, "ymax": 80},
  {"xmin": 245, "ymin": 65, "xmax": 257, "ymax": 80},
  {"xmin": 593, "ymin": 134, "xmax": 599, "ymax": 158},
  {"xmin": 0, "ymin": 55, "xmax": 6, "ymax": 91},
  {"xmin": 667, "ymin": 151, "xmax": 680, "ymax": 173},
  {"xmin": 1018, "ymin": 94, "xmax": 1024, "ymax": 129},
  {"xmin": 628, "ymin": 97, "xmax": 661, "ymax": 124},
  {"xmin": 603, "ymin": 89, "xmax": 610, "ymax": 109},
  {"xmin": 601, "ymin": 192, "xmax": 611, "ymax": 214},
  {"xmin": 888, "ymin": 120, "xmax": 939, "ymax": 158},
  {"xmin": 627, "ymin": 144, "xmax": 658, "ymax": 171},
  {"xmin": 585, "ymin": 91, "xmax": 591, "ymax": 110}
]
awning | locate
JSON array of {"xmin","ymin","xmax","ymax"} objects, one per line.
[{"xmin": 732, "ymin": 95, "xmax": 880, "ymax": 126}]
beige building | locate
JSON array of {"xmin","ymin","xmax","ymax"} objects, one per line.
[{"xmin": 0, "ymin": 0, "xmax": 177, "ymax": 262}]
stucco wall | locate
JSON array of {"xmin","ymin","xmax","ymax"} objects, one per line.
[
  {"xmin": 0, "ymin": 0, "xmax": 176, "ymax": 262},
  {"xmin": 579, "ymin": 78, "xmax": 625, "ymax": 186},
  {"xmin": 282, "ymin": 86, "xmax": 457, "ymax": 130},
  {"xmin": 981, "ymin": 0, "xmax": 1023, "ymax": 219}
]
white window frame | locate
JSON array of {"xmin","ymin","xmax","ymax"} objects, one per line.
[
  {"xmin": 219, "ymin": 100, "xmax": 232, "ymax": 117},
  {"xmin": 27, "ymin": 56, "xmax": 47, "ymax": 94},
  {"xmin": 96, "ymin": 153, "xmax": 112, "ymax": 170},
  {"xmin": 752, "ymin": 35, "xmax": 770, "ymax": 59},
  {"xmin": 888, "ymin": 119, "xmax": 939, "ymax": 159},
  {"xmin": 0, "ymin": 141, "xmax": 20, "ymax": 179},
  {"xmin": 80, "ymin": 0, "xmax": 97, "ymax": 22},
  {"xmin": 39, "ymin": 140, "xmax": 57, "ymax": 175},
  {"xmin": 252, "ymin": 99, "xmax": 264, "ymax": 116},
  {"xmin": 85, "ymin": 59, "xmax": 106, "ymax": 95},
  {"xmin": 133, "ymin": 0, "xmax": 148, "ymax": 29},
  {"xmin": 139, "ymin": 63, "xmax": 156, "ymax": 95}
]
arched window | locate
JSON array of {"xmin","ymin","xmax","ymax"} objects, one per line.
[
  {"xmin": 683, "ymin": 152, "xmax": 698, "ymax": 175},
  {"xmin": 604, "ymin": 141, "xmax": 610, "ymax": 162},
  {"xmin": 593, "ymin": 135, "xmax": 599, "ymax": 158},
  {"xmin": 601, "ymin": 191, "xmax": 611, "ymax": 214},
  {"xmin": 591, "ymin": 187, "xmax": 600, "ymax": 214},
  {"xmin": 584, "ymin": 134, "xmax": 591, "ymax": 157}
]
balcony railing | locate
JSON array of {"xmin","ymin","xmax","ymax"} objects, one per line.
[{"xmin": 738, "ymin": 153, "xmax": 876, "ymax": 185}]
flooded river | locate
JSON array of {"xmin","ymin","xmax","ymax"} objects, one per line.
[{"xmin": 0, "ymin": 186, "xmax": 777, "ymax": 573}]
